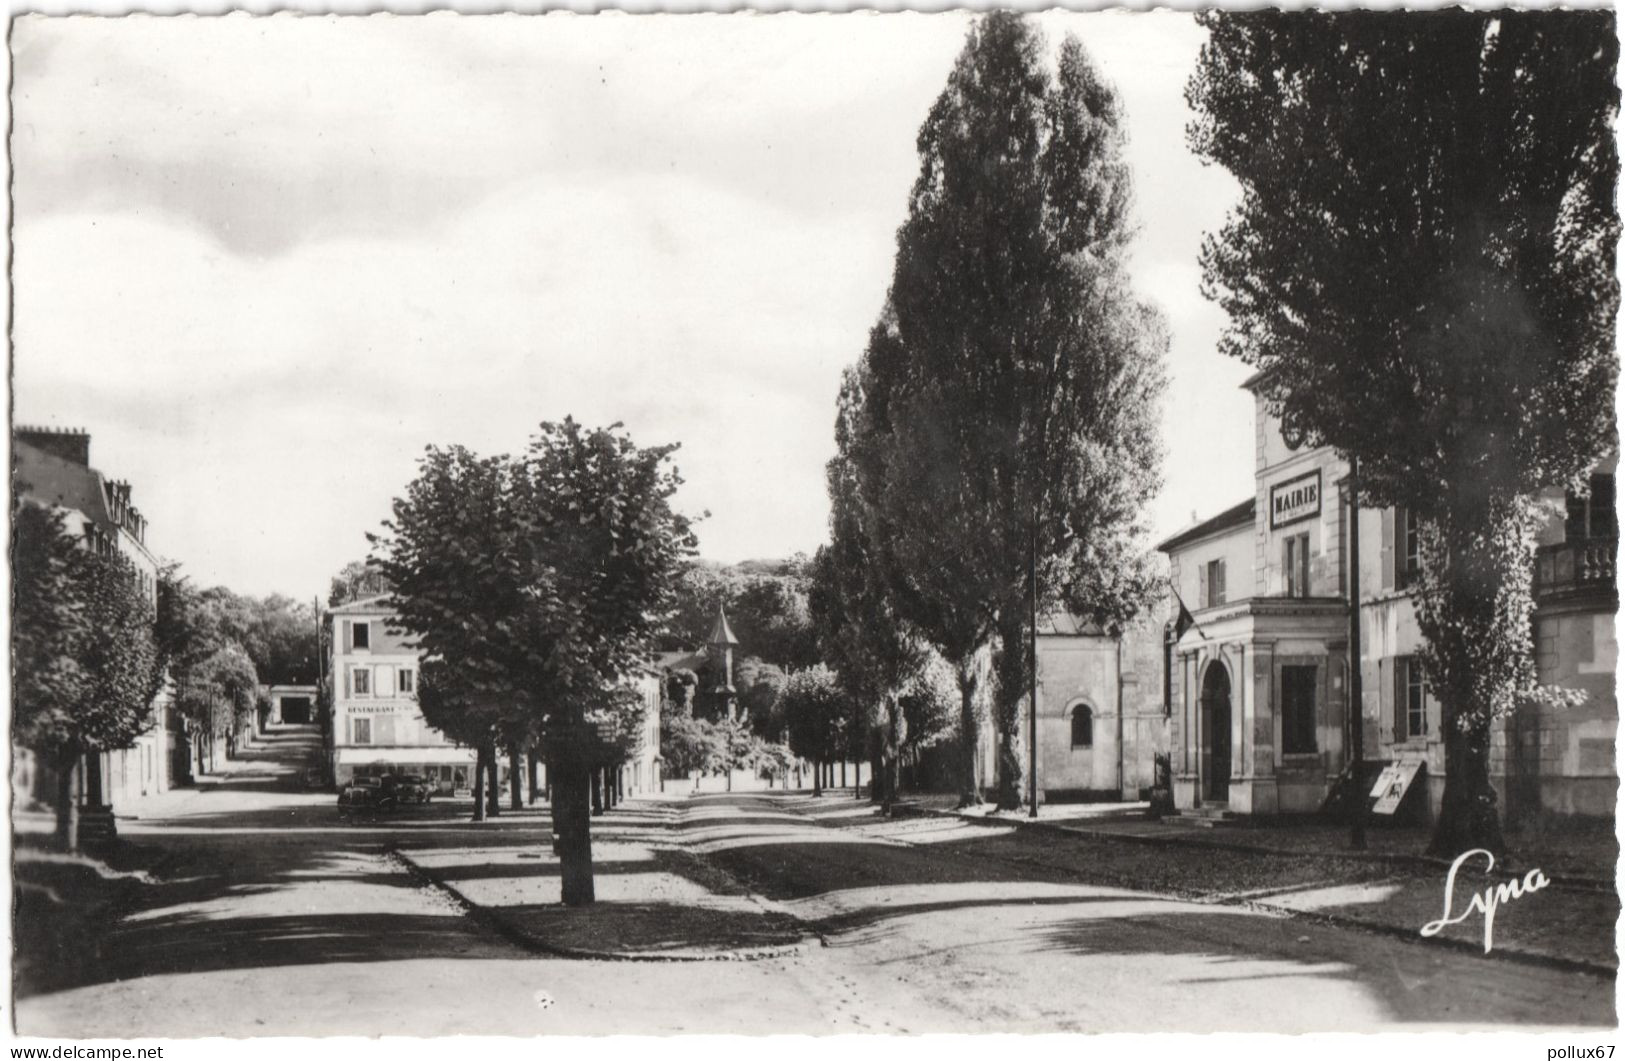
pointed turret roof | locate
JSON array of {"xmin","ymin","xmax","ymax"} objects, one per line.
[{"xmin": 707, "ymin": 603, "xmax": 740, "ymax": 647}]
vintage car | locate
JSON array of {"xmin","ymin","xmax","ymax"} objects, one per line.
[
  {"xmin": 337, "ymin": 776, "xmax": 389, "ymax": 810},
  {"xmin": 381, "ymin": 773, "xmax": 432, "ymax": 804}
]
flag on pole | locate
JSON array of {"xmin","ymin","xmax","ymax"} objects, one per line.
[{"xmin": 1170, "ymin": 582, "xmax": 1209, "ymax": 642}]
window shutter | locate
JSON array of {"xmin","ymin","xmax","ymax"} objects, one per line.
[
  {"xmin": 1216, "ymin": 560, "xmax": 1226, "ymax": 604},
  {"xmin": 343, "ymin": 621, "xmax": 354, "ymax": 652},
  {"xmin": 1380, "ymin": 509, "xmax": 1395, "ymax": 591},
  {"xmin": 1197, "ymin": 569, "xmax": 1207, "ymax": 609},
  {"xmin": 344, "ymin": 665, "xmax": 351, "ymax": 698},
  {"xmin": 1393, "ymin": 658, "xmax": 1406, "ymax": 742}
]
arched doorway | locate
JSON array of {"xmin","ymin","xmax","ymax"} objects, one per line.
[{"xmin": 1201, "ymin": 662, "xmax": 1232, "ymax": 802}]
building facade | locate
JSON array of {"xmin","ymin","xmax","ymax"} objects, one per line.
[
  {"xmin": 13, "ymin": 427, "xmax": 177, "ymax": 814},
  {"xmin": 330, "ymin": 595, "xmax": 663, "ymax": 799},
  {"xmin": 1160, "ymin": 383, "xmax": 1617, "ymax": 821},
  {"xmin": 330, "ymin": 595, "xmax": 476, "ymax": 791}
]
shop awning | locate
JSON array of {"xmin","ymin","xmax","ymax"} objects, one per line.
[{"xmin": 336, "ymin": 746, "xmax": 478, "ymax": 766}]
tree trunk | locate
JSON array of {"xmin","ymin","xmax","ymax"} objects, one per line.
[
  {"xmin": 553, "ymin": 753, "xmax": 595, "ymax": 906},
  {"xmin": 853, "ymin": 759, "xmax": 862, "ymax": 800},
  {"xmin": 590, "ymin": 768, "xmax": 604, "ymax": 815},
  {"xmin": 528, "ymin": 749, "xmax": 540, "ymax": 805},
  {"xmin": 509, "ymin": 747, "xmax": 524, "ymax": 811},
  {"xmin": 485, "ymin": 743, "xmax": 501, "ymax": 817},
  {"xmin": 870, "ymin": 743, "xmax": 885, "ymax": 805},
  {"xmin": 1430, "ymin": 716, "xmax": 1505, "ymax": 857},
  {"xmin": 195, "ymin": 733, "xmax": 205, "ymax": 780},
  {"xmin": 85, "ymin": 751, "xmax": 105, "ymax": 809},
  {"xmin": 813, "ymin": 758, "xmax": 823, "ymax": 797},
  {"xmin": 55, "ymin": 754, "xmax": 80, "ymax": 853},
  {"xmin": 471, "ymin": 746, "xmax": 487, "ymax": 822},
  {"xmin": 957, "ymin": 664, "xmax": 982, "ymax": 808}
]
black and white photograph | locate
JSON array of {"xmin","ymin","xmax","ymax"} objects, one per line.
[{"xmin": 7, "ymin": 5, "xmax": 1620, "ymax": 1045}]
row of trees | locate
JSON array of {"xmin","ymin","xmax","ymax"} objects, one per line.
[
  {"xmin": 811, "ymin": 13, "xmax": 1167, "ymax": 811},
  {"xmin": 14, "ymin": 502, "xmax": 318, "ymax": 849},
  {"xmin": 14, "ymin": 505, "xmax": 165, "ymax": 850}
]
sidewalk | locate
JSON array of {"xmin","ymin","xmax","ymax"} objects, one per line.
[
  {"xmin": 390, "ymin": 797, "xmax": 811, "ymax": 961},
  {"xmin": 902, "ymin": 793, "xmax": 1619, "ymax": 973}
]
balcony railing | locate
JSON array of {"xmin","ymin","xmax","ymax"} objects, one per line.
[{"xmin": 1534, "ymin": 537, "xmax": 1617, "ymax": 605}]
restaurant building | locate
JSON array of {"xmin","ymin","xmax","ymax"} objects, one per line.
[
  {"xmin": 1159, "ymin": 379, "xmax": 1617, "ymax": 822},
  {"xmin": 330, "ymin": 594, "xmax": 663, "ymax": 798},
  {"xmin": 330, "ymin": 595, "xmax": 478, "ymax": 792}
]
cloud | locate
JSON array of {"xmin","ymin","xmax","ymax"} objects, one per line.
[{"xmin": 12, "ymin": 12, "xmax": 1249, "ymax": 597}]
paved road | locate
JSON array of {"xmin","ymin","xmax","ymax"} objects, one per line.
[{"xmin": 16, "ymin": 737, "xmax": 1615, "ymax": 1036}]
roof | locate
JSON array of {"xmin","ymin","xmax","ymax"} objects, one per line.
[
  {"xmin": 706, "ymin": 604, "xmax": 740, "ymax": 647},
  {"xmin": 1038, "ymin": 613, "xmax": 1105, "ymax": 637},
  {"xmin": 329, "ymin": 593, "xmax": 396, "ymax": 615},
  {"xmin": 1156, "ymin": 498, "xmax": 1256, "ymax": 554},
  {"xmin": 656, "ymin": 648, "xmax": 709, "ymax": 672},
  {"xmin": 1240, "ymin": 366, "xmax": 1278, "ymax": 392},
  {"xmin": 15, "ymin": 439, "xmax": 129, "ymax": 549}
]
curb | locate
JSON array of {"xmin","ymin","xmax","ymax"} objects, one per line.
[
  {"xmin": 909, "ymin": 805, "xmax": 1618, "ymax": 977},
  {"xmin": 387, "ymin": 843, "xmax": 817, "ymax": 964}
]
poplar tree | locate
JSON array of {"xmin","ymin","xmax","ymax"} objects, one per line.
[
  {"xmin": 1188, "ymin": 10, "xmax": 1619, "ymax": 853},
  {"xmin": 853, "ymin": 14, "xmax": 1165, "ymax": 809}
]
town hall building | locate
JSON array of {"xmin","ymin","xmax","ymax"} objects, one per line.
[{"xmin": 1159, "ymin": 376, "xmax": 1617, "ymax": 823}]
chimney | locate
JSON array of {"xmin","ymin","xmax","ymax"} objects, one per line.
[{"xmin": 16, "ymin": 426, "xmax": 91, "ymax": 467}]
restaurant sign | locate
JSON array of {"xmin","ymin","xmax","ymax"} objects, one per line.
[{"xmin": 1270, "ymin": 470, "xmax": 1321, "ymax": 529}]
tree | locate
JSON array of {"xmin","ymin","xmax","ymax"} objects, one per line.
[
  {"xmin": 810, "ymin": 402, "xmax": 931, "ymax": 812},
  {"xmin": 850, "ymin": 14, "xmax": 1166, "ymax": 809},
  {"xmin": 328, "ymin": 559, "xmax": 392, "ymax": 607},
  {"xmin": 13, "ymin": 503, "xmax": 163, "ymax": 850},
  {"xmin": 374, "ymin": 420, "xmax": 695, "ymax": 905},
  {"xmin": 780, "ymin": 664, "xmax": 848, "ymax": 794},
  {"xmin": 1188, "ymin": 10, "xmax": 1619, "ymax": 854}
]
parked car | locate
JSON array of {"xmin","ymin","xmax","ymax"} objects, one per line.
[
  {"xmin": 337, "ymin": 776, "xmax": 389, "ymax": 810},
  {"xmin": 382, "ymin": 773, "xmax": 432, "ymax": 805}
]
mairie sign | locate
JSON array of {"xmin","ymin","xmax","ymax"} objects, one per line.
[{"xmin": 1270, "ymin": 470, "xmax": 1321, "ymax": 529}]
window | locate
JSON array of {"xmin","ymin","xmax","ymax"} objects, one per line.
[
  {"xmin": 1566, "ymin": 473, "xmax": 1617, "ymax": 541},
  {"xmin": 352, "ymin": 621, "xmax": 371, "ymax": 650},
  {"xmin": 1070, "ymin": 704, "xmax": 1093, "ymax": 748},
  {"xmin": 1397, "ymin": 657, "xmax": 1430, "ymax": 742},
  {"xmin": 399, "ymin": 669, "xmax": 415, "ymax": 694},
  {"xmin": 1284, "ymin": 533, "xmax": 1310, "ymax": 598},
  {"xmin": 352, "ymin": 717, "xmax": 372, "ymax": 744},
  {"xmin": 1199, "ymin": 558, "xmax": 1227, "ymax": 608},
  {"xmin": 352, "ymin": 667, "xmax": 371, "ymax": 696},
  {"xmin": 1395, "ymin": 507, "xmax": 1422, "ymax": 589},
  {"xmin": 1281, "ymin": 665, "xmax": 1318, "ymax": 754}
]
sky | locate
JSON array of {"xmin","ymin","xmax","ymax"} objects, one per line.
[{"xmin": 11, "ymin": 12, "xmax": 1253, "ymax": 600}]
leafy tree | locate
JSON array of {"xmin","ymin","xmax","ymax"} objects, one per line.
[
  {"xmin": 177, "ymin": 643, "xmax": 259, "ymax": 773},
  {"xmin": 328, "ymin": 559, "xmax": 392, "ymax": 607},
  {"xmin": 13, "ymin": 503, "xmax": 163, "ymax": 849},
  {"xmin": 374, "ymin": 420, "xmax": 695, "ymax": 905},
  {"xmin": 734, "ymin": 657, "xmax": 788, "ymax": 735},
  {"xmin": 850, "ymin": 14, "xmax": 1166, "ymax": 809},
  {"xmin": 780, "ymin": 664, "xmax": 848, "ymax": 795},
  {"xmin": 660, "ymin": 714, "xmax": 721, "ymax": 787},
  {"xmin": 662, "ymin": 563, "xmax": 820, "ymax": 676},
  {"xmin": 1188, "ymin": 10, "xmax": 1619, "ymax": 854},
  {"xmin": 810, "ymin": 400, "xmax": 932, "ymax": 811}
]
